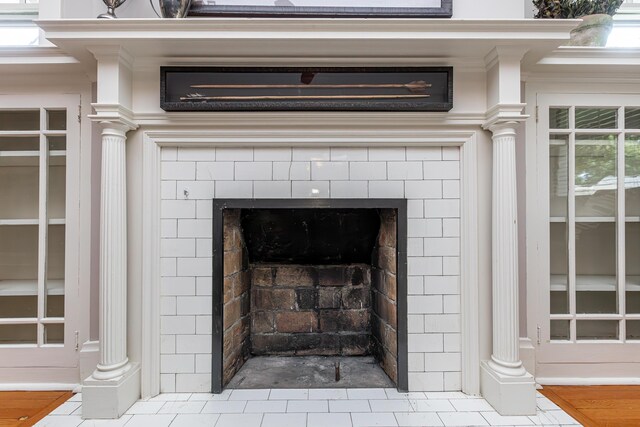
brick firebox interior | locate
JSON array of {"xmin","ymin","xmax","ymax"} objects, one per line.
[{"xmin": 221, "ymin": 208, "xmax": 398, "ymax": 387}]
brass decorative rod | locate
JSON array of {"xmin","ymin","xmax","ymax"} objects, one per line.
[
  {"xmin": 181, "ymin": 94, "xmax": 430, "ymax": 101},
  {"xmin": 190, "ymin": 81, "xmax": 432, "ymax": 92}
]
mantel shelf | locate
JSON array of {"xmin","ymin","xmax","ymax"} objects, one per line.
[{"xmin": 36, "ymin": 18, "xmax": 581, "ymax": 68}]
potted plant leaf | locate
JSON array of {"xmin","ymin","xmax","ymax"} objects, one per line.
[{"xmin": 533, "ymin": 0, "xmax": 625, "ymax": 46}]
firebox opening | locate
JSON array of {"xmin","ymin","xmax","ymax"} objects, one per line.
[{"xmin": 219, "ymin": 204, "xmax": 401, "ymax": 391}]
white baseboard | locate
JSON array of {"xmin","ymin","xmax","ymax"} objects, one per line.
[
  {"xmin": 537, "ymin": 377, "xmax": 640, "ymax": 385},
  {"xmin": 0, "ymin": 383, "xmax": 79, "ymax": 391}
]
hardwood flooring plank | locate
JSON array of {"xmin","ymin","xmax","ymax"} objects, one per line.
[
  {"xmin": 541, "ymin": 386, "xmax": 640, "ymax": 427},
  {"xmin": 18, "ymin": 392, "xmax": 73, "ymax": 427}
]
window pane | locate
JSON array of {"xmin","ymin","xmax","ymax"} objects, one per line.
[
  {"xmin": 0, "ymin": 155, "xmax": 39, "ymax": 220},
  {"xmin": 550, "ymin": 320, "xmax": 570, "ymax": 340},
  {"xmin": 550, "ymin": 108, "xmax": 569, "ymax": 129},
  {"xmin": 46, "ymin": 225, "xmax": 65, "ymax": 318},
  {"xmin": 48, "ymin": 152, "xmax": 65, "ymax": 219},
  {"xmin": 550, "ymin": 135, "xmax": 569, "ymax": 218},
  {"xmin": 575, "ymin": 135, "xmax": 617, "ymax": 217},
  {"xmin": 577, "ymin": 320, "xmax": 619, "ymax": 340},
  {"xmin": 626, "ymin": 135, "xmax": 640, "ymax": 217},
  {"xmin": 47, "ymin": 110, "xmax": 66, "ymax": 131},
  {"xmin": 576, "ymin": 108, "xmax": 618, "ymax": 129},
  {"xmin": 0, "ymin": 136, "xmax": 39, "ymax": 151},
  {"xmin": 550, "ymin": 222, "xmax": 569, "ymax": 314},
  {"xmin": 48, "ymin": 136, "xmax": 66, "ymax": 151},
  {"xmin": 575, "ymin": 222, "xmax": 617, "ymax": 314},
  {"xmin": 627, "ymin": 223, "xmax": 640, "ymax": 314},
  {"xmin": 0, "ymin": 324, "xmax": 37, "ymax": 344},
  {"xmin": 626, "ymin": 108, "xmax": 640, "ymax": 129},
  {"xmin": 628, "ymin": 320, "xmax": 640, "ymax": 340},
  {"xmin": 44, "ymin": 324, "xmax": 64, "ymax": 345},
  {"xmin": 0, "ymin": 110, "xmax": 39, "ymax": 131}
]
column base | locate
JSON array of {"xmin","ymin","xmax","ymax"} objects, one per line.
[
  {"xmin": 481, "ymin": 360, "xmax": 536, "ymax": 416},
  {"xmin": 82, "ymin": 363, "xmax": 140, "ymax": 419}
]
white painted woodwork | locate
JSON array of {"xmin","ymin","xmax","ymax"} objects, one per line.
[
  {"xmin": 92, "ymin": 123, "xmax": 132, "ymax": 381},
  {"xmin": 487, "ymin": 122, "xmax": 527, "ymax": 378}
]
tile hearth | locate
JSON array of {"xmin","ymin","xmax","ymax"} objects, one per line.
[{"xmin": 35, "ymin": 390, "xmax": 581, "ymax": 427}]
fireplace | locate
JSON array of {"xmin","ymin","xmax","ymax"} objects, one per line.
[{"xmin": 212, "ymin": 199, "xmax": 408, "ymax": 392}]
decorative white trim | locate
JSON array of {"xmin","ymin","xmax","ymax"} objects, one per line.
[
  {"xmin": 141, "ymin": 125, "xmax": 479, "ymax": 397},
  {"xmin": 537, "ymin": 377, "xmax": 640, "ymax": 385},
  {"xmin": 461, "ymin": 133, "xmax": 480, "ymax": 396},
  {"xmin": 0, "ymin": 383, "xmax": 80, "ymax": 391},
  {"xmin": 141, "ymin": 133, "xmax": 161, "ymax": 399}
]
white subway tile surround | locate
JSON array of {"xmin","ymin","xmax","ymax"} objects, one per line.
[{"xmin": 160, "ymin": 146, "xmax": 461, "ymax": 393}]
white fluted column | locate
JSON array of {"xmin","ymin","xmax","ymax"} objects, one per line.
[
  {"xmin": 93, "ymin": 123, "xmax": 131, "ymax": 381},
  {"xmin": 480, "ymin": 121, "xmax": 535, "ymax": 416},
  {"xmin": 488, "ymin": 122, "xmax": 526, "ymax": 378}
]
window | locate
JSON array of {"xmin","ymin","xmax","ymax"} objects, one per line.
[
  {"xmin": 609, "ymin": 0, "xmax": 640, "ymax": 47},
  {"xmin": 0, "ymin": 0, "xmax": 39, "ymax": 47},
  {"xmin": 0, "ymin": 108, "xmax": 67, "ymax": 346},
  {"xmin": 548, "ymin": 105, "xmax": 640, "ymax": 342}
]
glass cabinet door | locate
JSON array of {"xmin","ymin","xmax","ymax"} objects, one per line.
[
  {"xmin": 0, "ymin": 104, "xmax": 75, "ymax": 360},
  {"xmin": 547, "ymin": 103, "xmax": 640, "ymax": 345}
]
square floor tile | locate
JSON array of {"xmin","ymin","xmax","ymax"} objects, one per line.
[
  {"xmin": 262, "ymin": 413, "xmax": 308, "ymax": 427},
  {"xmin": 269, "ymin": 389, "xmax": 309, "ymax": 400},
  {"xmin": 124, "ymin": 414, "xmax": 176, "ymax": 427},
  {"xmin": 78, "ymin": 415, "xmax": 132, "ymax": 427},
  {"xmin": 352, "ymin": 412, "xmax": 398, "ymax": 426},
  {"xmin": 546, "ymin": 410, "xmax": 580, "ymax": 425},
  {"xmin": 437, "ymin": 412, "xmax": 488, "ymax": 426},
  {"xmin": 150, "ymin": 393, "xmax": 192, "ymax": 402},
  {"xmin": 189, "ymin": 390, "xmax": 231, "ymax": 401},
  {"xmin": 68, "ymin": 394, "xmax": 82, "ymax": 402},
  {"xmin": 410, "ymin": 399, "xmax": 455, "ymax": 412},
  {"xmin": 481, "ymin": 411, "xmax": 535, "ymax": 426},
  {"xmin": 384, "ymin": 389, "xmax": 427, "ymax": 400},
  {"xmin": 157, "ymin": 401, "xmax": 205, "ymax": 414},
  {"xmin": 287, "ymin": 400, "xmax": 329, "ymax": 413},
  {"xmin": 424, "ymin": 392, "xmax": 469, "ymax": 400},
  {"xmin": 309, "ymin": 388, "xmax": 348, "ymax": 400},
  {"xmin": 201, "ymin": 400, "xmax": 246, "ymax": 413},
  {"xmin": 50, "ymin": 402, "xmax": 82, "ymax": 415},
  {"xmin": 329, "ymin": 400, "xmax": 371, "ymax": 412},
  {"xmin": 244, "ymin": 400, "xmax": 287, "ymax": 413},
  {"xmin": 167, "ymin": 414, "xmax": 220, "ymax": 427},
  {"xmin": 35, "ymin": 416, "xmax": 83, "ymax": 427},
  {"xmin": 394, "ymin": 412, "xmax": 444, "ymax": 427},
  {"xmin": 228, "ymin": 389, "xmax": 270, "ymax": 400},
  {"xmin": 125, "ymin": 401, "xmax": 165, "ymax": 415},
  {"xmin": 449, "ymin": 399, "xmax": 494, "ymax": 412},
  {"xmin": 308, "ymin": 413, "xmax": 352, "ymax": 427},
  {"xmin": 347, "ymin": 389, "xmax": 388, "ymax": 400},
  {"xmin": 536, "ymin": 396, "xmax": 560, "ymax": 411},
  {"xmin": 369, "ymin": 400, "xmax": 414, "ymax": 412},
  {"xmin": 215, "ymin": 413, "xmax": 263, "ymax": 427}
]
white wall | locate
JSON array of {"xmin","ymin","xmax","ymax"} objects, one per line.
[{"xmin": 61, "ymin": 0, "xmax": 529, "ymax": 19}]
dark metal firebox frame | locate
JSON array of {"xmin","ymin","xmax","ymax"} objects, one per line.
[{"xmin": 211, "ymin": 198, "xmax": 409, "ymax": 393}]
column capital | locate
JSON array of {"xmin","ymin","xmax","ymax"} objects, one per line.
[
  {"xmin": 89, "ymin": 103, "xmax": 137, "ymax": 133},
  {"xmin": 483, "ymin": 104, "xmax": 528, "ymax": 133}
]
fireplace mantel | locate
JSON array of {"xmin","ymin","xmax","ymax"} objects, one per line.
[{"xmin": 37, "ymin": 18, "xmax": 579, "ymax": 69}]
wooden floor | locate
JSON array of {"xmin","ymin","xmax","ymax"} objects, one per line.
[
  {"xmin": 540, "ymin": 386, "xmax": 640, "ymax": 427},
  {"xmin": 0, "ymin": 392, "xmax": 73, "ymax": 427}
]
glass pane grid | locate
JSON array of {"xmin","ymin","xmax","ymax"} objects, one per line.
[
  {"xmin": 547, "ymin": 104, "xmax": 640, "ymax": 344},
  {"xmin": 0, "ymin": 106, "xmax": 66, "ymax": 347}
]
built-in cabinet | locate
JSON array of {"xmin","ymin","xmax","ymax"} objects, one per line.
[
  {"xmin": 0, "ymin": 96, "xmax": 79, "ymax": 367},
  {"xmin": 536, "ymin": 93, "xmax": 640, "ymax": 369}
]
